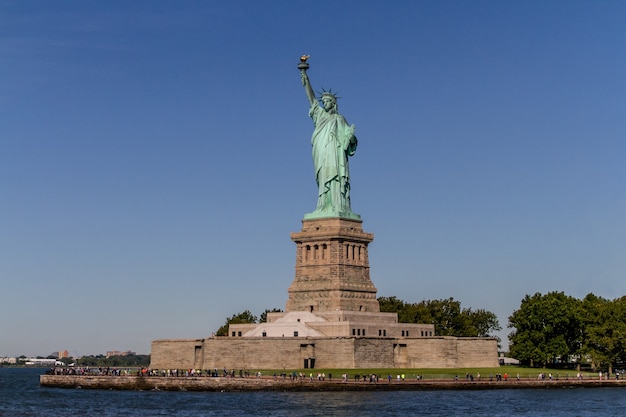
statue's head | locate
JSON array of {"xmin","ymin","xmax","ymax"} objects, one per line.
[{"xmin": 319, "ymin": 89, "xmax": 339, "ymax": 113}]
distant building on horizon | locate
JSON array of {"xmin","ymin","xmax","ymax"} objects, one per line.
[{"xmin": 106, "ymin": 350, "xmax": 136, "ymax": 358}]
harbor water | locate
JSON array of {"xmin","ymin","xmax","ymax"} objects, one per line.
[{"xmin": 2, "ymin": 368, "xmax": 626, "ymax": 416}]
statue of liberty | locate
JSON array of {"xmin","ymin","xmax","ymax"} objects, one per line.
[{"xmin": 298, "ymin": 56, "xmax": 360, "ymax": 220}]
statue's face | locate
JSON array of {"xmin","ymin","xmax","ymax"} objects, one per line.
[{"xmin": 322, "ymin": 97, "xmax": 336, "ymax": 113}]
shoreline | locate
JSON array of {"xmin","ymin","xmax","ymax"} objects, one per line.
[{"xmin": 40, "ymin": 375, "xmax": 626, "ymax": 392}]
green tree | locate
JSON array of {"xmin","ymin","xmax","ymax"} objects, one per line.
[
  {"xmin": 215, "ymin": 310, "xmax": 258, "ymax": 336},
  {"xmin": 465, "ymin": 308, "xmax": 501, "ymax": 338},
  {"xmin": 424, "ymin": 298, "xmax": 469, "ymax": 336},
  {"xmin": 378, "ymin": 296, "xmax": 407, "ymax": 314},
  {"xmin": 581, "ymin": 294, "xmax": 626, "ymax": 373},
  {"xmin": 508, "ymin": 291, "xmax": 582, "ymax": 367},
  {"xmin": 378, "ymin": 296, "xmax": 500, "ymax": 338},
  {"xmin": 399, "ymin": 301, "xmax": 433, "ymax": 326},
  {"xmin": 76, "ymin": 355, "xmax": 102, "ymax": 367},
  {"xmin": 75, "ymin": 354, "xmax": 150, "ymax": 367}
]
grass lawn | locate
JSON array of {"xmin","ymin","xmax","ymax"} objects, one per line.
[{"xmin": 259, "ymin": 366, "xmax": 597, "ymax": 381}]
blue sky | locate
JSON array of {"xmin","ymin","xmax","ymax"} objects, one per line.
[{"xmin": 1, "ymin": 0, "xmax": 625, "ymax": 357}]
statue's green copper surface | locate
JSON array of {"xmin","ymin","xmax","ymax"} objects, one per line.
[{"xmin": 299, "ymin": 56, "xmax": 360, "ymax": 220}]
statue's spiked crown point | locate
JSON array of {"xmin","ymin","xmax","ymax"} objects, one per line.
[{"xmin": 318, "ymin": 87, "xmax": 340, "ymax": 102}]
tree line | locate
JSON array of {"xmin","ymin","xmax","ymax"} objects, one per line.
[
  {"xmin": 508, "ymin": 291, "xmax": 626, "ymax": 372},
  {"xmin": 378, "ymin": 296, "xmax": 501, "ymax": 338},
  {"xmin": 76, "ymin": 354, "xmax": 151, "ymax": 367},
  {"xmin": 214, "ymin": 297, "xmax": 502, "ymax": 340}
]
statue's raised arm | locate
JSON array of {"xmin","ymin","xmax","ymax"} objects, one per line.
[{"xmin": 298, "ymin": 55, "xmax": 316, "ymax": 106}]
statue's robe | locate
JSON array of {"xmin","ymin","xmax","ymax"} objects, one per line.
[{"xmin": 309, "ymin": 103, "xmax": 357, "ymax": 213}]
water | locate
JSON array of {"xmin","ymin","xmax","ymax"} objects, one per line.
[{"xmin": 3, "ymin": 368, "xmax": 626, "ymax": 416}]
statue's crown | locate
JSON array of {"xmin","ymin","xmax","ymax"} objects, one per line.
[{"xmin": 318, "ymin": 87, "xmax": 340, "ymax": 102}]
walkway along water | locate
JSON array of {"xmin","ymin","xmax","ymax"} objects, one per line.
[{"xmin": 40, "ymin": 374, "xmax": 626, "ymax": 392}]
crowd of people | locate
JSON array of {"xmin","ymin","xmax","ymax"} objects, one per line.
[
  {"xmin": 46, "ymin": 366, "xmax": 623, "ymax": 383},
  {"xmin": 46, "ymin": 367, "xmax": 131, "ymax": 376}
]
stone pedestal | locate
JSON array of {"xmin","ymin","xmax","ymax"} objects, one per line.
[{"xmin": 287, "ymin": 217, "xmax": 379, "ymax": 313}]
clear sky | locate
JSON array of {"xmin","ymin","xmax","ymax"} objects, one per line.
[{"xmin": 1, "ymin": 0, "xmax": 625, "ymax": 358}]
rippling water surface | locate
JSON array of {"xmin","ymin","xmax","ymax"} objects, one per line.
[{"xmin": 3, "ymin": 368, "xmax": 626, "ymax": 416}]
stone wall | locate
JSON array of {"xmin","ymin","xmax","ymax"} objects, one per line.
[
  {"xmin": 149, "ymin": 338, "xmax": 204, "ymax": 369},
  {"xmin": 404, "ymin": 337, "xmax": 458, "ymax": 368},
  {"xmin": 354, "ymin": 338, "xmax": 394, "ymax": 368},
  {"xmin": 150, "ymin": 336, "xmax": 499, "ymax": 370},
  {"xmin": 42, "ymin": 374, "xmax": 626, "ymax": 392},
  {"xmin": 456, "ymin": 338, "xmax": 499, "ymax": 368}
]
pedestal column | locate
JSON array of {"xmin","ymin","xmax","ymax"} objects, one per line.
[{"xmin": 287, "ymin": 217, "xmax": 380, "ymax": 313}]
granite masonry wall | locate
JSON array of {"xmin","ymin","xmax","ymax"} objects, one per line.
[{"xmin": 150, "ymin": 336, "xmax": 499, "ymax": 370}]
